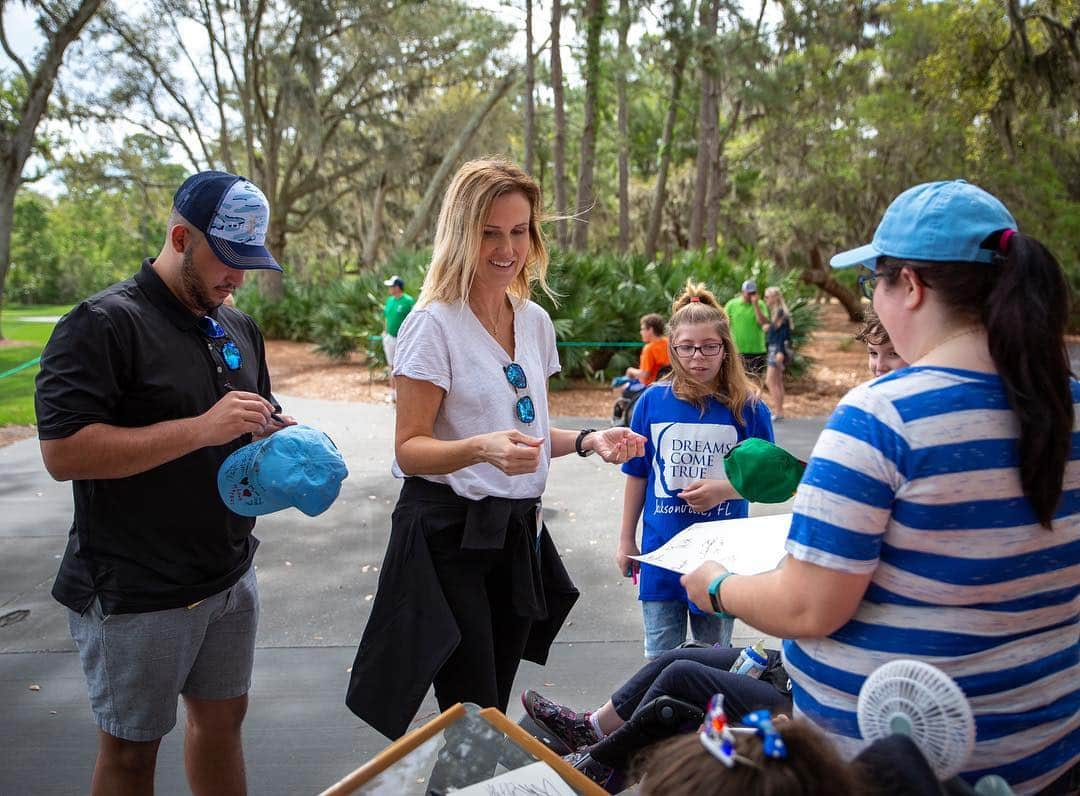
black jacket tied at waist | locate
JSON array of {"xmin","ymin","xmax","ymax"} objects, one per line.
[{"xmin": 345, "ymin": 477, "xmax": 579, "ymax": 739}]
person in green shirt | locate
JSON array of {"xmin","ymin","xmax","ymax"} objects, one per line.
[
  {"xmin": 382, "ymin": 275, "xmax": 416, "ymax": 403},
  {"xmin": 723, "ymin": 279, "xmax": 769, "ymax": 376}
]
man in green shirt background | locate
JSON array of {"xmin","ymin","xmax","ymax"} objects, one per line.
[
  {"xmin": 382, "ymin": 275, "xmax": 415, "ymax": 403},
  {"xmin": 723, "ymin": 279, "xmax": 769, "ymax": 376}
]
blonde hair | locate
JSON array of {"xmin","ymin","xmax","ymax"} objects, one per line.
[
  {"xmin": 764, "ymin": 286, "xmax": 794, "ymax": 331},
  {"xmin": 667, "ymin": 279, "xmax": 759, "ymax": 423},
  {"xmin": 417, "ymin": 157, "xmax": 553, "ymax": 308}
]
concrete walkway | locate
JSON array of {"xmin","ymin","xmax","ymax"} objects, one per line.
[{"xmin": 0, "ymin": 397, "xmax": 826, "ymax": 794}]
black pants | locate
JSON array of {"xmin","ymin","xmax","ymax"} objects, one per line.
[
  {"xmin": 611, "ymin": 645, "xmax": 791, "ymax": 722},
  {"xmin": 427, "ymin": 520, "xmax": 533, "ymax": 714}
]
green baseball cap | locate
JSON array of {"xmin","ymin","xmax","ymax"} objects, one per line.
[{"xmin": 724, "ymin": 438, "xmax": 806, "ymax": 503}]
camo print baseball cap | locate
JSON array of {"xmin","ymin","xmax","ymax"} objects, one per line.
[{"xmin": 172, "ymin": 170, "xmax": 282, "ymax": 271}]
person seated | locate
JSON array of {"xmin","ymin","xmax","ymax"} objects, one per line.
[
  {"xmin": 521, "ymin": 644, "xmax": 791, "ymax": 788},
  {"xmin": 637, "ymin": 694, "xmax": 947, "ymax": 796},
  {"xmin": 613, "ymin": 313, "xmax": 670, "ymax": 389}
]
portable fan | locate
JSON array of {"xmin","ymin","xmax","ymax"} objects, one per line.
[{"xmin": 856, "ymin": 659, "xmax": 975, "ymax": 781}]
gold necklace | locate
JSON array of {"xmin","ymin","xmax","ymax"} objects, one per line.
[
  {"xmin": 912, "ymin": 326, "xmax": 981, "ymax": 363},
  {"xmin": 473, "ymin": 297, "xmax": 506, "ymax": 336}
]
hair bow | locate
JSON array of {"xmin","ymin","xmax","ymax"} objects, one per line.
[
  {"xmin": 699, "ymin": 694, "xmax": 739, "ymax": 767},
  {"xmin": 742, "ymin": 710, "xmax": 788, "ymax": 759}
]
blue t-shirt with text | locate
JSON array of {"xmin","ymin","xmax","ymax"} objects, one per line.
[{"xmin": 621, "ymin": 384, "xmax": 774, "ymax": 603}]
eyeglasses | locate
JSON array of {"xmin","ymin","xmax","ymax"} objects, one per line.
[
  {"xmin": 672, "ymin": 343, "xmax": 724, "ymax": 358},
  {"xmin": 198, "ymin": 316, "xmax": 243, "ymax": 371},
  {"xmin": 504, "ymin": 363, "xmax": 536, "ymax": 424},
  {"xmin": 857, "ymin": 272, "xmax": 880, "ymax": 300}
]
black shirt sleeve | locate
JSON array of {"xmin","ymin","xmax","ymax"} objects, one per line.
[{"xmin": 35, "ymin": 303, "xmax": 126, "ymax": 440}]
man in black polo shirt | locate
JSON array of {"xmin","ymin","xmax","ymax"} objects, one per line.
[{"xmin": 35, "ymin": 171, "xmax": 294, "ymax": 796}]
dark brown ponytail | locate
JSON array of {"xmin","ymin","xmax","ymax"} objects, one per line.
[
  {"xmin": 879, "ymin": 233, "xmax": 1074, "ymax": 529},
  {"xmin": 984, "ymin": 232, "xmax": 1074, "ymax": 528}
]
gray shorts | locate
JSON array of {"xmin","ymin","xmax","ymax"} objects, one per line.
[{"xmin": 68, "ymin": 566, "xmax": 259, "ymax": 741}]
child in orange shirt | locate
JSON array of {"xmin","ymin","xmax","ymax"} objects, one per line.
[{"xmin": 626, "ymin": 313, "xmax": 670, "ymax": 385}]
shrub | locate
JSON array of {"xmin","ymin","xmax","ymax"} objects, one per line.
[{"xmin": 236, "ymin": 247, "xmax": 820, "ymax": 378}]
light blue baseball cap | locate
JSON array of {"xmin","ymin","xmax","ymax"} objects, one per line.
[
  {"xmin": 830, "ymin": 180, "xmax": 1017, "ymax": 271},
  {"xmin": 217, "ymin": 425, "xmax": 348, "ymax": 517}
]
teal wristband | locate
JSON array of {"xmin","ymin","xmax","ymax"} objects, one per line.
[{"xmin": 707, "ymin": 573, "xmax": 734, "ymax": 619}]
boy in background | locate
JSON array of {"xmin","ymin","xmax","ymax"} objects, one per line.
[{"xmin": 856, "ymin": 308, "xmax": 908, "ymax": 377}]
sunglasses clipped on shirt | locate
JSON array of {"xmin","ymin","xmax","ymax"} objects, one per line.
[
  {"xmin": 198, "ymin": 316, "xmax": 243, "ymax": 371},
  {"xmin": 503, "ymin": 362, "xmax": 536, "ymax": 424}
]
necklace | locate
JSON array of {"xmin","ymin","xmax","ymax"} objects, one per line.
[
  {"xmin": 473, "ymin": 297, "xmax": 506, "ymax": 336},
  {"xmin": 911, "ymin": 326, "xmax": 982, "ymax": 363}
]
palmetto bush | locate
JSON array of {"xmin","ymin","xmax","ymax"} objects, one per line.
[
  {"xmin": 538, "ymin": 248, "xmax": 819, "ymax": 383},
  {"xmin": 237, "ymin": 247, "xmax": 819, "ymax": 378}
]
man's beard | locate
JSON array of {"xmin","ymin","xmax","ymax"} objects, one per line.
[{"xmin": 180, "ymin": 245, "xmax": 220, "ymax": 314}]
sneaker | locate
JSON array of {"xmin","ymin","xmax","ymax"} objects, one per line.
[
  {"xmin": 565, "ymin": 750, "xmax": 623, "ymax": 793},
  {"xmin": 521, "ymin": 690, "xmax": 598, "ymax": 751}
]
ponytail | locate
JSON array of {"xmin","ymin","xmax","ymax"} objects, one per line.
[
  {"xmin": 984, "ymin": 232, "xmax": 1074, "ymax": 528},
  {"xmin": 879, "ymin": 235, "xmax": 1074, "ymax": 528}
]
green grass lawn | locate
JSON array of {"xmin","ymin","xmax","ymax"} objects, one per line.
[{"xmin": 0, "ymin": 304, "xmax": 72, "ymax": 426}]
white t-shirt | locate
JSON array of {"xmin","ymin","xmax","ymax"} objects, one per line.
[{"xmin": 390, "ymin": 298, "xmax": 561, "ymax": 500}]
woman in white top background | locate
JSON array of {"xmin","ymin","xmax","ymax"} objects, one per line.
[{"xmin": 346, "ymin": 158, "xmax": 645, "ymax": 740}]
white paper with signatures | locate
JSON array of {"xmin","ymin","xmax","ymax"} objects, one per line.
[{"xmin": 629, "ymin": 512, "xmax": 791, "ymax": 575}]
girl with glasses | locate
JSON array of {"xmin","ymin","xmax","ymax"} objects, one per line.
[
  {"xmin": 346, "ymin": 158, "xmax": 645, "ymax": 743},
  {"xmin": 616, "ymin": 280, "xmax": 774, "ymax": 661}
]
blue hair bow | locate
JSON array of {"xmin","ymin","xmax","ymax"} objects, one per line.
[{"xmin": 742, "ymin": 710, "xmax": 788, "ymax": 759}]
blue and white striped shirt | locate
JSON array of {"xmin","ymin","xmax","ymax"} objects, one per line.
[{"xmin": 783, "ymin": 367, "xmax": 1079, "ymax": 794}]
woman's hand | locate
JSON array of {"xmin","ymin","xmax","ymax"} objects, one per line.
[
  {"xmin": 477, "ymin": 429, "xmax": 545, "ymax": 475},
  {"xmin": 616, "ymin": 539, "xmax": 641, "ymax": 579},
  {"xmin": 681, "ymin": 560, "xmax": 729, "ymax": 614},
  {"xmin": 588, "ymin": 427, "xmax": 647, "ymax": 464},
  {"xmin": 678, "ymin": 479, "xmax": 736, "ymax": 512}
]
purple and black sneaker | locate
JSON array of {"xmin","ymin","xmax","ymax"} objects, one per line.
[{"xmin": 521, "ymin": 689, "xmax": 599, "ymax": 752}]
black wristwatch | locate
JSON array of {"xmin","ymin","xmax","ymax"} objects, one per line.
[{"xmin": 575, "ymin": 428, "xmax": 597, "ymax": 457}]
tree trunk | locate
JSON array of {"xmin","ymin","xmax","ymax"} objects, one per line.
[
  {"xmin": 688, "ymin": 0, "xmax": 718, "ymax": 250},
  {"xmin": 398, "ymin": 69, "xmax": 520, "ymax": 249},
  {"xmin": 524, "ymin": 0, "xmax": 536, "ymax": 175},
  {"xmin": 0, "ymin": 177, "xmax": 15, "ymax": 338},
  {"xmin": 571, "ymin": 0, "xmax": 606, "ymax": 251},
  {"xmin": 363, "ymin": 172, "xmax": 387, "ymax": 267},
  {"xmin": 704, "ymin": 153, "xmax": 725, "ymax": 252},
  {"xmin": 616, "ymin": 0, "xmax": 631, "ymax": 253},
  {"xmin": 260, "ymin": 220, "xmax": 287, "ymax": 300},
  {"xmin": 644, "ymin": 1, "xmax": 695, "ymax": 258},
  {"xmin": 551, "ymin": 0, "xmax": 569, "ymax": 249},
  {"xmin": 0, "ymin": 0, "xmax": 104, "ymax": 338},
  {"xmin": 801, "ymin": 245, "xmax": 864, "ymax": 320}
]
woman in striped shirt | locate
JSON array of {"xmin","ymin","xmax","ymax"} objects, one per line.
[{"xmin": 682, "ymin": 180, "xmax": 1078, "ymax": 794}]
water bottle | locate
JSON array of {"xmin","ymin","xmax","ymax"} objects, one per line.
[{"xmin": 729, "ymin": 640, "xmax": 768, "ymax": 679}]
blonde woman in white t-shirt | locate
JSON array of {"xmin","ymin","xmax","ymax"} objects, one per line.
[{"xmin": 346, "ymin": 158, "xmax": 645, "ymax": 741}]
